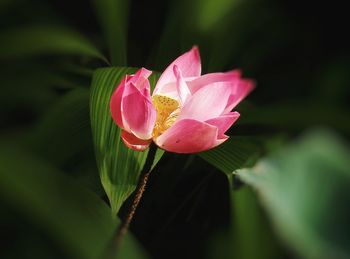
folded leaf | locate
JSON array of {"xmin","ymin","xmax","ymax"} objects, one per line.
[{"xmin": 90, "ymin": 67, "xmax": 163, "ymax": 214}]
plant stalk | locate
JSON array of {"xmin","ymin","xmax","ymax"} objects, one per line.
[{"xmin": 115, "ymin": 143, "xmax": 158, "ymax": 248}]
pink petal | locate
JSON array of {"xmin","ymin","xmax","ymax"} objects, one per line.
[
  {"xmin": 154, "ymin": 46, "xmax": 201, "ymax": 96},
  {"xmin": 154, "ymin": 119, "xmax": 220, "ymax": 153},
  {"xmin": 173, "ymin": 65, "xmax": 191, "ymax": 104},
  {"xmin": 110, "ymin": 68, "xmax": 153, "ymax": 130},
  {"xmin": 129, "ymin": 68, "xmax": 152, "ymax": 89},
  {"xmin": 178, "ymin": 82, "xmax": 232, "ymax": 121},
  {"xmin": 205, "ymin": 112, "xmax": 240, "ymax": 138},
  {"xmin": 151, "ymin": 82, "xmax": 179, "ymax": 100},
  {"xmin": 187, "ymin": 69, "xmax": 241, "ymax": 94},
  {"xmin": 124, "ymin": 75, "xmax": 151, "ymax": 99},
  {"xmin": 215, "ymin": 136, "xmax": 229, "ymax": 146},
  {"xmin": 224, "ymin": 79, "xmax": 255, "ymax": 113},
  {"xmin": 122, "ymin": 83, "xmax": 156, "ymax": 140},
  {"xmin": 121, "ymin": 130, "xmax": 151, "ymax": 151},
  {"xmin": 110, "ymin": 78, "xmax": 126, "ymax": 129}
]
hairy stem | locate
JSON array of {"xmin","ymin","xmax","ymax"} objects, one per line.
[{"xmin": 115, "ymin": 143, "xmax": 158, "ymax": 248}]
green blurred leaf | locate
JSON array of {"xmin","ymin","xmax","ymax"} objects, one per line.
[
  {"xmin": 26, "ymin": 88, "xmax": 104, "ymax": 195},
  {"xmin": 240, "ymin": 101, "xmax": 350, "ymax": 134},
  {"xmin": 0, "ymin": 0, "xmax": 18, "ymax": 12},
  {"xmin": 30, "ymin": 88, "xmax": 91, "ymax": 166},
  {"xmin": 91, "ymin": 0, "xmax": 128, "ymax": 66},
  {"xmin": 194, "ymin": 0, "xmax": 242, "ymax": 32},
  {"xmin": 0, "ymin": 145, "xmax": 147, "ymax": 259},
  {"xmin": 0, "ymin": 25, "xmax": 107, "ymax": 62},
  {"xmin": 210, "ymin": 187, "xmax": 285, "ymax": 259},
  {"xmin": 0, "ymin": 64, "xmax": 58, "ymax": 112},
  {"xmin": 237, "ymin": 129, "xmax": 350, "ymax": 259},
  {"xmin": 229, "ymin": 187, "xmax": 285, "ymax": 259},
  {"xmin": 90, "ymin": 67, "xmax": 163, "ymax": 214},
  {"xmin": 152, "ymin": 0, "xmax": 260, "ymax": 71}
]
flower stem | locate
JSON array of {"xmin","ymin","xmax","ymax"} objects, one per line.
[{"xmin": 115, "ymin": 143, "xmax": 158, "ymax": 248}]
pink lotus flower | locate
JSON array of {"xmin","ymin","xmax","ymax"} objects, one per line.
[{"xmin": 110, "ymin": 46, "xmax": 254, "ymax": 153}]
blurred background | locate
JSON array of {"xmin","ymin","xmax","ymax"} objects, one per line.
[{"xmin": 0, "ymin": 0, "xmax": 349, "ymax": 258}]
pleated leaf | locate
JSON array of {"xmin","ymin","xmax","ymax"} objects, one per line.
[
  {"xmin": 90, "ymin": 67, "xmax": 163, "ymax": 214},
  {"xmin": 199, "ymin": 136, "xmax": 262, "ymax": 178}
]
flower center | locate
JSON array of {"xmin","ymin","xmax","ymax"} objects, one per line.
[{"xmin": 152, "ymin": 95, "xmax": 180, "ymax": 139}]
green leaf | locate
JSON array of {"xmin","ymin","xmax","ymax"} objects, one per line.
[
  {"xmin": 25, "ymin": 88, "xmax": 105, "ymax": 195},
  {"xmin": 91, "ymin": 0, "xmax": 128, "ymax": 66},
  {"xmin": 0, "ymin": 145, "xmax": 147, "ymax": 259},
  {"xmin": 237, "ymin": 129, "xmax": 350, "ymax": 259},
  {"xmin": 0, "ymin": 25, "xmax": 107, "ymax": 62},
  {"xmin": 209, "ymin": 187, "xmax": 285, "ymax": 259},
  {"xmin": 229, "ymin": 187, "xmax": 285, "ymax": 259},
  {"xmin": 199, "ymin": 136, "xmax": 263, "ymax": 178},
  {"xmin": 240, "ymin": 101, "xmax": 350, "ymax": 134},
  {"xmin": 0, "ymin": 63, "xmax": 59, "ymax": 113},
  {"xmin": 90, "ymin": 67, "xmax": 163, "ymax": 214},
  {"xmin": 29, "ymin": 88, "xmax": 91, "ymax": 165},
  {"xmin": 193, "ymin": 0, "xmax": 243, "ymax": 32}
]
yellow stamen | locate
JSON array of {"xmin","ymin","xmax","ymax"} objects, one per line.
[{"xmin": 152, "ymin": 95, "xmax": 180, "ymax": 139}]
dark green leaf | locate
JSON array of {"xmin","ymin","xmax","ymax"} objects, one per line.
[
  {"xmin": 229, "ymin": 187, "xmax": 285, "ymax": 258},
  {"xmin": 209, "ymin": 187, "xmax": 285, "ymax": 259},
  {"xmin": 0, "ymin": 25, "xmax": 107, "ymax": 62},
  {"xmin": 26, "ymin": 88, "xmax": 104, "ymax": 195},
  {"xmin": 29, "ymin": 88, "xmax": 91, "ymax": 166},
  {"xmin": 193, "ymin": 0, "xmax": 243, "ymax": 32},
  {"xmin": 240, "ymin": 101, "xmax": 350, "ymax": 134},
  {"xmin": 199, "ymin": 136, "xmax": 263, "ymax": 178},
  {"xmin": 91, "ymin": 0, "xmax": 128, "ymax": 65},
  {"xmin": 237, "ymin": 129, "xmax": 350, "ymax": 259},
  {"xmin": 0, "ymin": 145, "xmax": 147, "ymax": 259},
  {"xmin": 90, "ymin": 67, "xmax": 163, "ymax": 213},
  {"xmin": 0, "ymin": 64, "xmax": 59, "ymax": 114}
]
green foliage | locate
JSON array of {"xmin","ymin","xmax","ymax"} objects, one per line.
[
  {"xmin": 198, "ymin": 134, "xmax": 287, "ymax": 185},
  {"xmin": 193, "ymin": 0, "xmax": 242, "ymax": 32},
  {"xmin": 0, "ymin": 25, "xmax": 107, "ymax": 62},
  {"xmin": 199, "ymin": 136, "xmax": 262, "ymax": 179},
  {"xmin": 237, "ymin": 129, "xmax": 350, "ymax": 259},
  {"xmin": 0, "ymin": 145, "xmax": 147, "ymax": 259},
  {"xmin": 90, "ymin": 67, "xmax": 163, "ymax": 213},
  {"xmin": 229, "ymin": 187, "xmax": 285, "ymax": 259},
  {"xmin": 240, "ymin": 101, "xmax": 350, "ymax": 134},
  {"xmin": 91, "ymin": 0, "xmax": 129, "ymax": 65},
  {"xmin": 209, "ymin": 187, "xmax": 285, "ymax": 259},
  {"xmin": 0, "ymin": 63, "xmax": 60, "ymax": 115},
  {"xmin": 29, "ymin": 88, "xmax": 91, "ymax": 166},
  {"xmin": 1, "ymin": 0, "xmax": 350, "ymax": 258},
  {"xmin": 25, "ymin": 88, "xmax": 105, "ymax": 195}
]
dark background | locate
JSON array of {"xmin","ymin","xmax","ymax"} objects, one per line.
[{"xmin": 0, "ymin": 0, "xmax": 349, "ymax": 258}]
